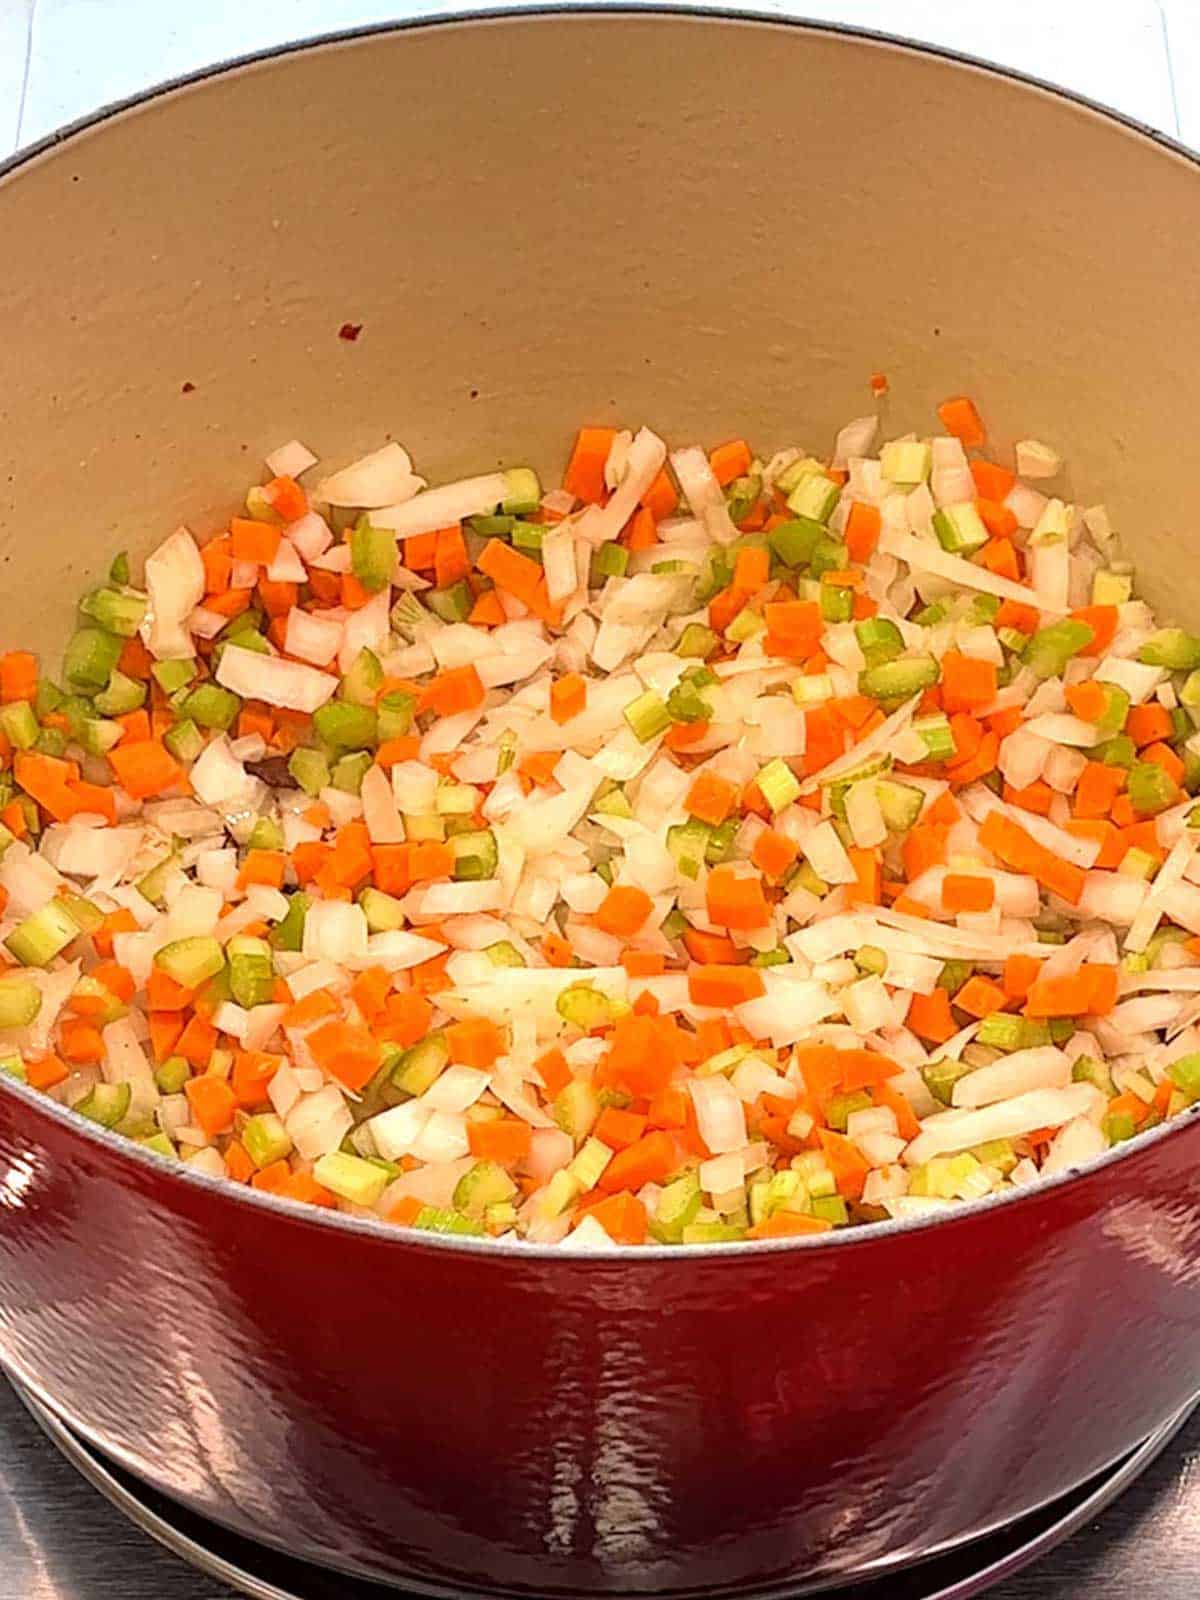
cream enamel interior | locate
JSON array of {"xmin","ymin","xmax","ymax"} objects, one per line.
[{"xmin": 1, "ymin": 10, "xmax": 1198, "ymax": 662}]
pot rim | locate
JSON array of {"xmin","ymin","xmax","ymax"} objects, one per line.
[{"xmin": 2, "ymin": 3, "xmax": 1196, "ymax": 1261}]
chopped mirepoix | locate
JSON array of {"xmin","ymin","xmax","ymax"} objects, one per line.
[{"xmin": 2, "ymin": 404, "xmax": 1199, "ymax": 1247}]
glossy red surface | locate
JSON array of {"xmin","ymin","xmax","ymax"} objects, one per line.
[{"xmin": 3, "ymin": 1076, "xmax": 1200, "ymax": 1597}]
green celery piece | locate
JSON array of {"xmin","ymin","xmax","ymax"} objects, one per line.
[
  {"xmin": 340, "ymin": 648, "xmax": 383, "ymax": 707},
  {"xmin": 425, "ymin": 581, "xmax": 474, "ymax": 622},
  {"xmin": 484, "ymin": 940, "xmax": 526, "ymax": 968},
  {"xmin": 227, "ymin": 936, "xmax": 275, "ymax": 1008},
  {"xmin": 855, "ymin": 617, "xmax": 904, "ymax": 663},
  {"xmin": 154, "ymin": 1055, "xmax": 191, "ymax": 1094},
  {"xmin": 377, "ymin": 690, "xmax": 415, "ymax": 741},
  {"xmin": 412, "ymin": 1205, "xmax": 487, "ymax": 1236},
  {"xmin": 62, "ymin": 627, "xmax": 122, "ymax": 693},
  {"xmin": 1128, "ymin": 761, "xmax": 1179, "ymax": 816},
  {"xmin": 705, "ymin": 818, "xmax": 739, "ymax": 865},
  {"xmin": 591, "ymin": 543, "xmax": 629, "ymax": 582},
  {"xmin": 501, "ymin": 468, "xmax": 541, "ymax": 516},
  {"xmin": 767, "ymin": 516, "xmax": 826, "ymax": 569},
  {"xmin": 467, "ymin": 514, "xmax": 514, "ymax": 537},
  {"xmin": 154, "ymin": 936, "xmax": 225, "ymax": 988},
  {"xmin": 647, "ymin": 1171, "xmax": 703, "ymax": 1243},
  {"xmin": 556, "ymin": 984, "xmax": 615, "ymax": 1031},
  {"xmin": 180, "ymin": 683, "xmax": 240, "ymax": 731},
  {"xmin": 359, "ymin": 886, "xmax": 405, "ymax": 932},
  {"xmin": 921, "ymin": 1057, "xmax": 975, "ymax": 1106},
  {"xmin": 624, "ymin": 690, "xmax": 671, "ymax": 743},
  {"xmin": 937, "ymin": 960, "xmax": 973, "ymax": 995},
  {"xmin": 243, "ymin": 1113, "xmax": 293, "ymax": 1169},
  {"xmin": 758, "ymin": 758, "xmax": 801, "ymax": 813},
  {"xmin": 151, "ymin": 657, "xmax": 198, "ymax": 694},
  {"xmin": 1167, "ymin": 1053, "xmax": 1200, "ymax": 1101},
  {"xmin": 164, "ymin": 720, "xmax": 204, "ymax": 763},
  {"xmin": 1025, "ymin": 620, "xmax": 1094, "ymax": 679},
  {"xmin": 5, "ymin": 902, "xmax": 78, "ymax": 967},
  {"xmin": 450, "ymin": 829, "xmax": 498, "ymax": 881},
  {"xmin": 1139, "ymin": 629, "xmax": 1200, "ymax": 670},
  {"xmin": 0, "ymin": 976, "xmax": 41, "ymax": 1028},
  {"xmin": 820, "ymin": 584, "xmax": 853, "ymax": 623},
  {"xmin": 391, "ymin": 1032, "xmax": 450, "ymax": 1096},
  {"xmin": 0, "ymin": 701, "xmax": 39, "ymax": 750},
  {"xmin": 932, "ymin": 503, "xmax": 988, "ymax": 554},
  {"xmin": 1095, "ymin": 733, "xmax": 1136, "ymax": 769},
  {"xmin": 313, "ymin": 1150, "xmax": 389, "ymax": 1207},
  {"xmin": 510, "ymin": 521, "xmax": 544, "ymax": 556},
  {"xmin": 665, "ymin": 678, "xmax": 710, "ymax": 724},
  {"xmin": 454, "ymin": 1160, "xmax": 517, "ymax": 1216},
  {"xmin": 823, "ymin": 1089, "xmax": 872, "ymax": 1132},
  {"xmin": 76, "ymin": 1082, "xmax": 132, "ymax": 1129},
  {"xmin": 786, "ymin": 473, "xmax": 839, "ymax": 524},
  {"xmin": 726, "ymin": 474, "xmax": 762, "ymax": 525},
  {"xmin": 331, "ymin": 752, "xmax": 372, "ymax": 794},
  {"xmin": 93, "ymin": 669, "xmax": 147, "ymax": 716},
  {"xmin": 288, "ymin": 747, "xmax": 331, "ymax": 795},
  {"xmin": 34, "ymin": 680, "xmax": 64, "ymax": 718},
  {"xmin": 313, "ymin": 701, "xmax": 377, "ymax": 751},
  {"xmin": 913, "ymin": 714, "xmax": 956, "ymax": 760},
  {"xmin": 79, "ymin": 585, "xmax": 147, "ymax": 638},
  {"xmin": 350, "ymin": 518, "xmax": 396, "ymax": 592},
  {"xmin": 269, "ymin": 892, "xmax": 309, "ymax": 952},
  {"xmin": 108, "ymin": 551, "xmax": 131, "ymax": 586},
  {"xmin": 809, "ymin": 537, "xmax": 848, "ymax": 579},
  {"xmin": 859, "ymin": 656, "xmax": 939, "ymax": 700}
]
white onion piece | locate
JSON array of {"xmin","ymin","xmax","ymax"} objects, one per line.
[
  {"xmin": 372, "ymin": 471, "xmax": 509, "ymax": 535},
  {"xmin": 265, "ymin": 438, "xmax": 317, "ymax": 479},
  {"xmin": 670, "ymin": 446, "xmax": 738, "ymax": 545},
  {"xmin": 216, "ymin": 645, "xmax": 337, "ymax": 713},
  {"xmin": 142, "ymin": 527, "xmax": 205, "ymax": 660},
  {"xmin": 284, "ymin": 607, "xmax": 343, "ymax": 667},
  {"xmin": 317, "ymin": 442, "xmax": 424, "ymax": 507}
]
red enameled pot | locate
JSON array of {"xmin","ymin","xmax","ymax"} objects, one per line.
[{"xmin": 3, "ymin": 11, "xmax": 1200, "ymax": 1596}]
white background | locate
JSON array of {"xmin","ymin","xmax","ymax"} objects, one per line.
[{"xmin": 0, "ymin": 0, "xmax": 1198, "ymax": 160}]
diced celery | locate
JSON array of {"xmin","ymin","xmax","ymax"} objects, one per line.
[
  {"xmin": 726, "ymin": 474, "xmax": 762, "ymax": 525},
  {"xmin": 824, "ymin": 1089, "xmax": 873, "ymax": 1132},
  {"xmin": 154, "ymin": 937, "xmax": 225, "ymax": 988},
  {"xmin": 223, "ymin": 607, "xmax": 265, "ymax": 642},
  {"xmin": 93, "ymin": 669, "xmax": 147, "ymax": 717},
  {"xmin": 413, "ymin": 1205, "xmax": 487, "ymax": 1236},
  {"xmin": 77, "ymin": 717, "xmax": 122, "ymax": 756},
  {"xmin": 913, "ymin": 713, "xmax": 956, "ymax": 761},
  {"xmin": 594, "ymin": 785, "xmax": 633, "ymax": 820},
  {"xmin": 552, "ymin": 1078, "xmax": 599, "ymax": 1141},
  {"xmin": 312, "ymin": 701, "xmax": 377, "ymax": 752},
  {"xmin": 247, "ymin": 816, "xmax": 284, "ymax": 852},
  {"xmin": 79, "ymin": 585, "xmax": 148, "ymax": 638},
  {"xmin": 914, "ymin": 601, "xmax": 948, "ymax": 627},
  {"xmin": 880, "ymin": 440, "xmax": 931, "ymax": 484},
  {"xmin": 450, "ymin": 828, "xmax": 498, "ymax": 881},
  {"xmin": 454, "ymin": 1160, "xmax": 517, "ymax": 1216},
  {"xmin": 591, "ymin": 543, "xmax": 629, "ymax": 584},
  {"xmin": 749, "ymin": 947, "xmax": 790, "ymax": 968},
  {"xmin": 179, "ymin": 683, "xmax": 240, "ymax": 731},
  {"xmin": 1029, "ymin": 499, "xmax": 1069, "ymax": 545},
  {"xmin": 624, "ymin": 690, "xmax": 671, "ymax": 743},
  {"xmin": 34, "ymin": 727, "xmax": 65, "ymax": 757},
  {"xmin": 648, "ymin": 1171, "xmax": 703, "ymax": 1243},
  {"xmin": 510, "ymin": 521, "xmax": 544, "ymax": 557},
  {"xmin": 1139, "ymin": 629, "xmax": 1200, "ymax": 670},
  {"xmin": 775, "ymin": 457, "xmax": 827, "ymax": 495},
  {"xmin": 392, "ymin": 1032, "xmax": 449, "ymax": 1097},
  {"xmin": 227, "ymin": 936, "xmax": 275, "ymax": 1008},
  {"xmin": 1026, "ymin": 620, "xmax": 1094, "ymax": 679},
  {"xmin": 151, "ymin": 657, "xmax": 197, "ymax": 694},
  {"xmin": 875, "ymin": 779, "xmax": 923, "ymax": 832},
  {"xmin": 435, "ymin": 782, "xmax": 478, "ymax": 816},
  {"xmin": 556, "ymin": 983, "xmax": 615, "ymax": 1031},
  {"xmin": 1128, "ymin": 761, "xmax": 1178, "ymax": 816},
  {"xmin": 426, "ymin": 580, "xmax": 474, "ymax": 622},
  {"xmin": 1072, "ymin": 1055, "xmax": 1115, "ymax": 1096},
  {"xmin": 288, "ymin": 747, "xmax": 331, "ymax": 796},
  {"xmin": 705, "ymin": 818, "xmax": 739, "ymax": 866},
  {"xmin": 976, "ymin": 1013, "xmax": 1029, "ymax": 1052},
  {"xmin": 933, "ymin": 503, "xmax": 988, "ymax": 554},
  {"xmin": 855, "ymin": 617, "xmax": 904, "ymax": 664},
  {"xmin": 1095, "ymin": 683, "xmax": 1130, "ymax": 733},
  {"xmin": 62, "ymin": 627, "xmax": 122, "ymax": 693},
  {"xmin": 58, "ymin": 892, "xmax": 103, "ymax": 934},
  {"xmin": 667, "ymin": 819, "xmax": 711, "ymax": 880},
  {"xmin": 340, "ymin": 647, "xmax": 384, "ymax": 707},
  {"xmin": 860, "ymin": 656, "xmax": 939, "ymax": 700},
  {"xmin": 0, "ymin": 976, "xmax": 40, "ymax": 1029},
  {"xmin": 809, "ymin": 537, "xmax": 849, "ymax": 579},
  {"xmin": 243, "ymin": 1113, "xmax": 293, "ymax": 1169},
  {"xmin": 820, "ymin": 583, "xmax": 853, "ymax": 623},
  {"xmin": 163, "ymin": 719, "xmax": 204, "ymax": 763},
  {"xmin": 1166, "ymin": 1053, "xmax": 1200, "ymax": 1102},
  {"xmin": 484, "ymin": 939, "xmax": 526, "ymax": 968},
  {"xmin": 674, "ymin": 622, "xmax": 718, "ymax": 659},
  {"xmin": 970, "ymin": 1138, "xmax": 1018, "ymax": 1175},
  {"xmin": 76, "ymin": 1082, "xmax": 132, "ymax": 1129},
  {"xmin": 376, "ymin": 690, "xmax": 415, "ymax": 742},
  {"xmin": 767, "ymin": 515, "xmax": 826, "ymax": 569},
  {"xmin": 937, "ymin": 959, "xmax": 973, "ymax": 995},
  {"xmin": 154, "ymin": 1055, "xmax": 191, "ymax": 1094},
  {"xmin": 350, "ymin": 518, "xmax": 396, "ymax": 592},
  {"xmin": 391, "ymin": 591, "xmax": 432, "ymax": 640},
  {"xmin": 468, "ymin": 513, "xmax": 515, "ymax": 537},
  {"xmin": 501, "ymin": 467, "xmax": 541, "ymax": 516},
  {"xmin": 0, "ymin": 701, "xmax": 39, "ymax": 750},
  {"xmin": 666, "ymin": 677, "xmax": 711, "ymax": 724},
  {"xmin": 682, "ymin": 1220, "xmax": 746, "ymax": 1243},
  {"xmin": 244, "ymin": 484, "xmax": 281, "ymax": 522},
  {"xmin": 567, "ymin": 1134, "xmax": 611, "ymax": 1191},
  {"xmin": 5, "ymin": 901, "xmax": 79, "ymax": 967},
  {"xmin": 921, "ymin": 1057, "xmax": 975, "ymax": 1106},
  {"xmin": 1102, "ymin": 1111, "xmax": 1138, "ymax": 1145},
  {"xmin": 313, "ymin": 1150, "xmax": 389, "ymax": 1206},
  {"xmin": 1095, "ymin": 734, "xmax": 1136, "ymax": 769},
  {"xmin": 786, "ymin": 473, "xmax": 839, "ymax": 524},
  {"xmin": 757, "ymin": 757, "xmax": 801, "ymax": 813},
  {"xmin": 968, "ymin": 594, "xmax": 1002, "ymax": 625},
  {"xmin": 810, "ymin": 1194, "xmax": 849, "ymax": 1226},
  {"xmin": 331, "ymin": 751, "xmax": 372, "ymax": 794},
  {"xmin": 359, "ymin": 886, "xmax": 405, "ymax": 933}
]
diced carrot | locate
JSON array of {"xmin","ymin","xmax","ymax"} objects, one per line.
[
  {"xmin": 995, "ymin": 598, "xmax": 1040, "ymax": 635},
  {"xmin": 746, "ymin": 1212, "xmax": 832, "ymax": 1240},
  {"xmin": 709, "ymin": 439, "xmax": 753, "ymax": 487},
  {"xmin": 733, "ymin": 546, "xmax": 769, "ymax": 592},
  {"xmin": 1026, "ymin": 964, "xmax": 1120, "ymax": 1018},
  {"xmin": 535, "ymin": 1046, "xmax": 573, "ymax": 1098},
  {"xmin": 977, "ymin": 499, "xmax": 1018, "ymax": 539},
  {"xmin": 222, "ymin": 1140, "xmax": 255, "ymax": 1185},
  {"xmin": 1064, "ymin": 682, "xmax": 1109, "ymax": 723},
  {"xmin": 379, "ymin": 988, "xmax": 432, "ymax": 1047},
  {"xmin": 467, "ymin": 1118, "xmax": 532, "ymax": 1165},
  {"xmin": 596, "ymin": 1130, "xmax": 677, "ymax": 1193},
  {"xmin": 925, "ymin": 792, "xmax": 961, "ymax": 826},
  {"xmin": 685, "ymin": 770, "xmax": 738, "ymax": 826},
  {"xmin": 903, "ymin": 823, "xmax": 949, "ymax": 881},
  {"xmin": 970, "ymin": 459, "xmax": 1016, "ymax": 500},
  {"xmin": 1003, "ymin": 953, "xmax": 1042, "ymax": 1001},
  {"xmin": 231, "ymin": 1050, "xmax": 278, "ymax": 1109},
  {"xmin": 752, "ymin": 827, "xmax": 800, "ymax": 879},
  {"xmin": 817, "ymin": 1128, "xmax": 871, "ymax": 1200},
  {"xmin": 1071, "ymin": 605, "xmax": 1118, "ymax": 657},
  {"xmin": 682, "ymin": 928, "xmax": 741, "ymax": 965},
  {"xmin": 1004, "ymin": 781, "xmax": 1054, "ymax": 817},
  {"xmin": 875, "ymin": 1079, "xmax": 921, "ymax": 1141},
  {"xmin": 937, "ymin": 395, "xmax": 985, "ymax": 447},
  {"xmin": 594, "ymin": 884, "xmax": 654, "ymax": 938},
  {"xmin": 468, "ymin": 589, "xmax": 506, "ymax": 627},
  {"xmin": 574, "ymin": 1190, "xmax": 649, "ymax": 1244},
  {"xmin": 236, "ymin": 849, "xmax": 287, "ymax": 890},
  {"xmin": 845, "ymin": 847, "xmax": 881, "ymax": 905},
  {"xmin": 563, "ymin": 427, "xmax": 617, "ymax": 505},
  {"xmin": 705, "ymin": 865, "xmax": 771, "ymax": 931},
  {"xmin": 306, "ymin": 1019, "xmax": 380, "ymax": 1091},
  {"xmin": 434, "ymin": 525, "xmax": 470, "ymax": 588},
  {"xmin": 417, "ymin": 664, "xmax": 485, "ymax": 717},
  {"xmin": 1143, "ymin": 741, "xmax": 1185, "ymax": 786},
  {"xmin": 264, "ymin": 474, "xmax": 307, "ymax": 522},
  {"xmin": 624, "ymin": 506, "xmax": 659, "ymax": 550},
  {"xmin": 229, "ymin": 517, "xmax": 282, "ymax": 565},
  {"xmin": 108, "ymin": 739, "xmax": 183, "ymax": 800},
  {"xmin": 541, "ymin": 931, "xmax": 575, "ymax": 968},
  {"xmin": 844, "ymin": 501, "xmax": 881, "ymax": 564},
  {"xmin": 251, "ymin": 1160, "xmax": 293, "ymax": 1195},
  {"xmin": 1065, "ymin": 819, "xmax": 1124, "ymax": 870},
  {"xmin": 26, "ymin": 1054, "xmax": 69, "ymax": 1091},
  {"xmin": 176, "ymin": 1014, "xmax": 217, "ymax": 1067},
  {"xmin": 408, "ymin": 840, "xmax": 454, "ymax": 882},
  {"xmin": 621, "ymin": 950, "xmax": 666, "ymax": 977},
  {"xmin": 641, "ymin": 467, "xmax": 678, "ymax": 522},
  {"xmin": 59, "ymin": 1017, "xmax": 104, "ymax": 1063},
  {"xmin": 978, "ymin": 538, "xmax": 1020, "ymax": 581},
  {"xmin": 185, "ymin": 1074, "xmax": 237, "ymax": 1136},
  {"xmin": 1073, "ymin": 761, "xmax": 1127, "ymax": 820},
  {"xmin": 350, "ymin": 965, "xmax": 392, "ymax": 1022},
  {"xmin": 594, "ymin": 1106, "xmax": 649, "ymax": 1151},
  {"xmin": 446, "ymin": 1017, "xmax": 505, "ymax": 1069},
  {"xmin": 687, "ymin": 964, "xmax": 765, "ymax": 1007},
  {"xmin": 953, "ymin": 975, "xmax": 1009, "ymax": 1018},
  {"xmin": 0, "ymin": 651, "xmax": 37, "ymax": 703},
  {"xmin": 907, "ymin": 987, "xmax": 958, "ymax": 1044},
  {"xmin": 943, "ymin": 873, "xmax": 996, "ymax": 913},
  {"xmin": 148, "ymin": 1012, "xmax": 185, "ymax": 1063},
  {"xmin": 550, "ymin": 672, "xmax": 587, "ymax": 725}
]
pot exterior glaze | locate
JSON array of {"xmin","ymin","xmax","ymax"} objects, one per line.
[{"xmin": 4, "ymin": 12, "xmax": 1200, "ymax": 1595}]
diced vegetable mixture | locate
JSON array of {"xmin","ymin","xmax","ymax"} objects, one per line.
[{"xmin": 2, "ymin": 397, "xmax": 1199, "ymax": 1247}]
